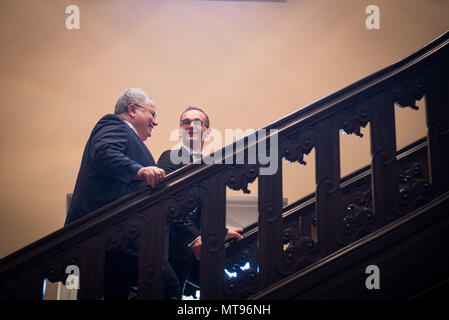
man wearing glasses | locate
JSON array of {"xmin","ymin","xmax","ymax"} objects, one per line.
[
  {"xmin": 65, "ymin": 88, "xmax": 178, "ymax": 299},
  {"xmin": 157, "ymin": 107, "xmax": 243, "ymax": 298}
]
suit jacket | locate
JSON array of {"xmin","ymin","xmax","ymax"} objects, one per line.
[
  {"xmin": 157, "ymin": 147, "xmax": 202, "ymax": 260},
  {"xmin": 65, "ymin": 114, "xmax": 155, "ymax": 225}
]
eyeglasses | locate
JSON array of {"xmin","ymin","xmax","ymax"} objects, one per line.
[
  {"xmin": 180, "ymin": 118, "xmax": 207, "ymax": 127},
  {"xmin": 133, "ymin": 104, "xmax": 156, "ymax": 119}
]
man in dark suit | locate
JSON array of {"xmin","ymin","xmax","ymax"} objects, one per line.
[
  {"xmin": 157, "ymin": 107, "xmax": 243, "ymax": 298},
  {"xmin": 65, "ymin": 88, "xmax": 178, "ymax": 299}
]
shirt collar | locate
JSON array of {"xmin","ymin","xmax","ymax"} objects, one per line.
[
  {"xmin": 123, "ymin": 119, "xmax": 138, "ymax": 136},
  {"xmin": 181, "ymin": 144, "xmax": 202, "ymax": 156}
]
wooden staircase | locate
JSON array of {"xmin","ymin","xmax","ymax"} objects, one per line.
[{"xmin": 1, "ymin": 31, "xmax": 448, "ymax": 300}]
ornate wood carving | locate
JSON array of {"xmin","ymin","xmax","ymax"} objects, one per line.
[
  {"xmin": 280, "ymin": 128, "xmax": 317, "ymax": 165},
  {"xmin": 342, "ymin": 189, "xmax": 374, "ymax": 239},
  {"xmin": 390, "ymin": 73, "xmax": 426, "ymax": 110},
  {"xmin": 337, "ymin": 102, "xmax": 371, "ymax": 137},
  {"xmin": 224, "ymin": 164, "xmax": 259, "ymax": 194}
]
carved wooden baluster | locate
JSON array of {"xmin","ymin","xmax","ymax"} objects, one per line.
[
  {"xmin": 425, "ymin": 59, "xmax": 449, "ymax": 195},
  {"xmin": 314, "ymin": 118, "xmax": 341, "ymax": 255},
  {"xmin": 200, "ymin": 174, "xmax": 227, "ymax": 299},
  {"xmin": 257, "ymin": 153, "xmax": 283, "ymax": 286},
  {"xmin": 77, "ymin": 237, "xmax": 104, "ymax": 300},
  {"xmin": 137, "ymin": 206, "xmax": 165, "ymax": 299},
  {"xmin": 369, "ymin": 92, "xmax": 398, "ymax": 225}
]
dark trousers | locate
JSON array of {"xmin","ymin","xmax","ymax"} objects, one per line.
[
  {"xmin": 103, "ymin": 251, "xmax": 180, "ymax": 300},
  {"xmin": 171, "ymin": 254, "xmax": 200, "ymax": 299}
]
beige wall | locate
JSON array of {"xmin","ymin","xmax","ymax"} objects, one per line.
[{"xmin": 0, "ymin": 0, "xmax": 448, "ymax": 259}]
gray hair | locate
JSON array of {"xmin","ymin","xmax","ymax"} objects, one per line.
[{"xmin": 114, "ymin": 88, "xmax": 153, "ymax": 115}]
